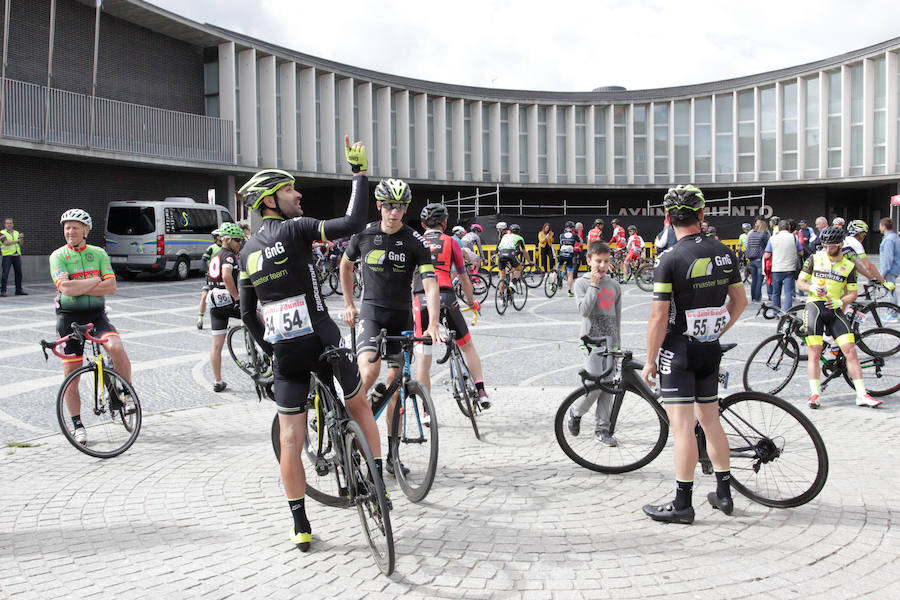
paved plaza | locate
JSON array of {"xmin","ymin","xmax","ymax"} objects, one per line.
[{"xmin": 1, "ymin": 277, "xmax": 898, "ymax": 599}]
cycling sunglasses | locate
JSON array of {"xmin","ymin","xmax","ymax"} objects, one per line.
[{"xmin": 381, "ymin": 201, "xmax": 408, "ymax": 211}]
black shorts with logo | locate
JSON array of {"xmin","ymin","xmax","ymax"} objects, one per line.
[
  {"xmin": 357, "ymin": 304, "xmax": 413, "ymax": 366},
  {"xmin": 498, "ymin": 249, "xmax": 522, "ymax": 270},
  {"xmin": 657, "ymin": 333, "xmax": 722, "ymax": 404},
  {"xmin": 56, "ymin": 311, "xmax": 118, "ymax": 360}
]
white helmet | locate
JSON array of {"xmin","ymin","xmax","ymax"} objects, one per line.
[
  {"xmin": 832, "ymin": 217, "xmax": 846, "ymax": 228},
  {"xmin": 60, "ymin": 208, "xmax": 92, "ymax": 229},
  {"xmin": 496, "ymin": 221, "xmax": 508, "ymax": 231},
  {"xmin": 452, "ymin": 225, "xmax": 466, "ymax": 237}
]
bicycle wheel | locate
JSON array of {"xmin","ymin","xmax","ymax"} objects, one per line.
[
  {"xmin": 635, "ymin": 263, "xmax": 654, "ymax": 293},
  {"xmin": 56, "ymin": 365, "xmax": 141, "ymax": 459},
  {"xmin": 544, "ymin": 271, "xmax": 560, "ymax": 298},
  {"xmin": 271, "ymin": 401, "xmax": 351, "ymax": 508},
  {"xmin": 855, "ymin": 303, "xmax": 900, "ymax": 354},
  {"xmin": 775, "ymin": 304, "xmax": 808, "ymax": 361},
  {"xmin": 494, "ymin": 280, "xmax": 509, "ymax": 315},
  {"xmin": 345, "ymin": 420, "xmax": 394, "ymax": 575},
  {"xmin": 469, "ymin": 273, "xmax": 489, "ymax": 304},
  {"xmin": 555, "ymin": 386, "xmax": 668, "ymax": 474},
  {"xmin": 522, "ymin": 264, "xmax": 543, "ymax": 288},
  {"xmin": 477, "ymin": 267, "xmax": 493, "ymax": 289},
  {"xmin": 719, "ymin": 391, "xmax": 828, "ymax": 508},
  {"xmin": 450, "ymin": 351, "xmax": 480, "ymax": 440},
  {"xmin": 227, "ymin": 326, "xmax": 263, "ymax": 377},
  {"xmin": 742, "ymin": 334, "xmax": 800, "ymax": 395},
  {"xmin": 322, "ymin": 270, "xmax": 338, "ymax": 297},
  {"xmin": 390, "ymin": 381, "xmax": 438, "ymax": 502},
  {"xmin": 511, "ymin": 278, "xmax": 528, "ymax": 311},
  {"xmin": 843, "ymin": 328, "xmax": 900, "ymax": 396}
]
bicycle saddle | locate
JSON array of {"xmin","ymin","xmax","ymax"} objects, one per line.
[{"xmin": 720, "ymin": 343, "xmax": 737, "ymax": 354}]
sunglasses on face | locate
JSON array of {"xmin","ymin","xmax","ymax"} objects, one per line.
[{"xmin": 381, "ymin": 202, "xmax": 407, "ymax": 212}]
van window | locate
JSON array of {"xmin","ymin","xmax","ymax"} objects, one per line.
[
  {"xmin": 107, "ymin": 206, "xmax": 156, "ymax": 236},
  {"xmin": 165, "ymin": 208, "xmax": 219, "ymax": 234},
  {"xmin": 221, "ymin": 212, "xmax": 233, "ymax": 223}
]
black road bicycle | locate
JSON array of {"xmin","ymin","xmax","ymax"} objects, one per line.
[
  {"xmin": 435, "ymin": 307, "xmax": 482, "ymax": 440},
  {"xmin": 495, "ymin": 275, "xmax": 527, "ymax": 314},
  {"xmin": 226, "ymin": 324, "xmax": 273, "ymax": 378},
  {"xmin": 555, "ymin": 336, "xmax": 829, "ymax": 508}
]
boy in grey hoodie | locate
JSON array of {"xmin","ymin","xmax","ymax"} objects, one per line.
[{"xmin": 567, "ymin": 240, "xmax": 622, "ymax": 445}]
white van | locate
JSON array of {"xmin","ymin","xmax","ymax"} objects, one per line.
[{"xmin": 104, "ymin": 198, "xmax": 234, "ymax": 279}]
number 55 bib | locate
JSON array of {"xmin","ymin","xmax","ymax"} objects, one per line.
[{"xmin": 685, "ymin": 305, "xmax": 730, "ymax": 343}]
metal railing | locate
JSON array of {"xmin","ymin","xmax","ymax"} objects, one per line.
[{"xmin": 1, "ymin": 78, "xmax": 233, "ymax": 164}]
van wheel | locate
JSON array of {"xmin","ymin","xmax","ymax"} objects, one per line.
[{"xmin": 173, "ymin": 257, "xmax": 190, "ymax": 281}]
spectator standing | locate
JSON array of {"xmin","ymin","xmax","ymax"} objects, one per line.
[
  {"xmin": 574, "ymin": 222, "xmax": 586, "ymax": 271},
  {"xmin": 1, "ymin": 218, "xmax": 26, "ymax": 296},
  {"xmin": 537, "ymin": 222, "xmax": 555, "ymax": 272},
  {"xmin": 879, "ymin": 217, "xmax": 900, "ymax": 322},
  {"xmin": 813, "ymin": 216, "xmax": 829, "ymax": 251},
  {"xmin": 764, "ymin": 219, "xmax": 804, "ymax": 311},
  {"xmin": 745, "ymin": 217, "xmax": 770, "ymax": 303}
]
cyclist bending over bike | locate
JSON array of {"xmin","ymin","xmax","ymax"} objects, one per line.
[
  {"xmin": 340, "ymin": 178, "xmax": 442, "ymax": 477},
  {"xmin": 238, "ymin": 138, "xmax": 374, "ymax": 552},
  {"xmin": 51, "ymin": 209, "xmax": 133, "ymax": 446},
  {"xmin": 459, "ymin": 223, "xmax": 484, "ymax": 270},
  {"xmin": 414, "ymin": 204, "xmax": 490, "ymax": 408},
  {"xmin": 496, "ymin": 224, "xmax": 531, "ymax": 288},
  {"xmin": 797, "ymin": 226, "xmax": 882, "ymax": 408},
  {"xmin": 641, "ymin": 185, "xmax": 747, "ymax": 524}
]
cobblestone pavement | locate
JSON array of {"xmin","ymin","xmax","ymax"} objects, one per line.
[{"xmin": 1, "ymin": 276, "xmax": 898, "ymax": 599}]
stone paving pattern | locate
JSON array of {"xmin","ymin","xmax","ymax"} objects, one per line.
[{"xmin": 1, "ymin": 277, "xmax": 898, "ymax": 599}]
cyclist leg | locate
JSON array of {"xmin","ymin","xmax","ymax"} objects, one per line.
[
  {"xmin": 57, "ymin": 313, "xmax": 87, "ymax": 422},
  {"xmin": 93, "ymin": 313, "xmax": 130, "ymax": 383},
  {"xmin": 444, "ymin": 295, "xmax": 489, "ymax": 402},
  {"xmin": 412, "ymin": 295, "xmax": 434, "ymax": 392},
  {"xmin": 658, "ymin": 338, "xmax": 699, "ymax": 495},
  {"xmin": 693, "ymin": 343, "xmax": 728, "ymax": 471},
  {"xmin": 804, "ymin": 303, "xmax": 826, "ymax": 403},
  {"xmin": 208, "ymin": 305, "xmax": 233, "ymax": 389},
  {"xmin": 829, "ymin": 309, "xmax": 880, "ymax": 406}
]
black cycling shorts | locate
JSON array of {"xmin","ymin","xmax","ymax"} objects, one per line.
[
  {"xmin": 804, "ymin": 301, "xmax": 854, "ymax": 346},
  {"xmin": 557, "ymin": 254, "xmax": 576, "ymax": 270},
  {"xmin": 412, "ymin": 292, "xmax": 470, "ymax": 354},
  {"xmin": 357, "ymin": 304, "xmax": 413, "ymax": 366},
  {"xmin": 56, "ymin": 311, "xmax": 119, "ymax": 362},
  {"xmin": 210, "ymin": 302, "xmax": 241, "ymax": 335},
  {"xmin": 272, "ymin": 318, "xmax": 361, "ymax": 415},
  {"xmin": 498, "ymin": 250, "xmax": 522, "ymax": 270},
  {"xmin": 657, "ymin": 334, "xmax": 722, "ymax": 404}
]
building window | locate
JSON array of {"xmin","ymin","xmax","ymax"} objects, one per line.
[
  {"xmin": 759, "ymin": 86, "xmax": 776, "ymax": 180},
  {"xmin": 446, "ymin": 101, "xmax": 453, "ymax": 177},
  {"xmin": 537, "ymin": 106, "xmax": 548, "ymax": 183},
  {"xmin": 277, "ymin": 72, "xmax": 283, "ymax": 166},
  {"xmin": 295, "ymin": 71, "xmax": 302, "ymax": 170},
  {"xmin": 575, "ymin": 106, "xmax": 587, "ymax": 183},
  {"xmin": 371, "ymin": 89, "xmax": 379, "ymax": 174},
  {"xmin": 314, "ymin": 75, "xmax": 321, "ymax": 172},
  {"xmin": 873, "ymin": 57, "xmax": 886, "ymax": 175},
  {"xmin": 556, "ymin": 106, "xmax": 567, "ymax": 178},
  {"xmin": 633, "ymin": 104, "xmax": 648, "ymax": 184},
  {"xmin": 409, "ymin": 96, "xmax": 416, "ymax": 178},
  {"xmin": 694, "ymin": 97, "xmax": 711, "ymax": 183},
  {"xmin": 614, "ymin": 105, "xmax": 627, "ymax": 184},
  {"xmin": 673, "ymin": 100, "xmax": 689, "ymax": 183},
  {"xmin": 737, "ymin": 90, "xmax": 755, "ymax": 181},
  {"xmin": 333, "ymin": 81, "xmax": 340, "ymax": 170},
  {"xmin": 464, "ymin": 102, "xmax": 472, "ymax": 180},
  {"xmin": 235, "ymin": 59, "xmax": 241, "ymax": 164},
  {"xmin": 501, "ymin": 105, "xmax": 510, "ymax": 181},
  {"xmin": 653, "ymin": 103, "xmax": 669, "ymax": 184},
  {"xmin": 353, "ymin": 84, "xmax": 359, "ymax": 144},
  {"xmin": 204, "ymin": 62, "xmax": 220, "ymax": 117},
  {"xmin": 427, "ymin": 98, "xmax": 435, "ymax": 179},
  {"xmin": 482, "ymin": 104, "xmax": 491, "ymax": 179},
  {"xmin": 391, "ymin": 93, "xmax": 398, "ymax": 177},
  {"xmin": 804, "ymin": 76, "xmax": 819, "ymax": 177},
  {"xmin": 827, "ymin": 70, "xmax": 841, "ymax": 175},
  {"xmin": 849, "ymin": 63, "xmax": 863, "ymax": 175},
  {"xmin": 594, "ymin": 106, "xmax": 607, "ymax": 182},
  {"xmin": 519, "ymin": 108, "xmax": 528, "ymax": 177},
  {"xmin": 782, "ymin": 81, "xmax": 798, "ymax": 179},
  {"xmin": 715, "ymin": 95, "xmax": 733, "ymax": 181}
]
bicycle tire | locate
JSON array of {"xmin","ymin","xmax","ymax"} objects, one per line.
[
  {"xmin": 555, "ymin": 385, "xmax": 668, "ymax": 474},
  {"xmin": 477, "ymin": 267, "xmax": 493, "ymax": 289},
  {"xmin": 742, "ymin": 334, "xmax": 800, "ymax": 395},
  {"xmin": 390, "ymin": 380, "xmax": 439, "ymax": 502},
  {"xmin": 469, "ymin": 273, "xmax": 489, "ymax": 304},
  {"xmin": 271, "ymin": 401, "xmax": 351, "ymax": 508},
  {"xmin": 56, "ymin": 365, "xmax": 141, "ymax": 459},
  {"xmin": 855, "ymin": 302, "xmax": 900, "ymax": 352},
  {"xmin": 450, "ymin": 351, "xmax": 480, "ymax": 440},
  {"xmin": 842, "ymin": 328, "xmax": 900, "ymax": 396},
  {"xmin": 322, "ymin": 270, "xmax": 338, "ymax": 297},
  {"xmin": 522, "ymin": 264, "xmax": 543, "ymax": 288},
  {"xmin": 494, "ymin": 280, "xmax": 509, "ymax": 315},
  {"xmin": 775, "ymin": 303, "xmax": 808, "ymax": 361},
  {"xmin": 635, "ymin": 263, "xmax": 654, "ymax": 293},
  {"xmin": 226, "ymin": 325, "xmax": 269, "ymax": 377},
  {"xmin": 544, "ymin": 271, "xmax": 560, "ymax": 298},
  {"xmin": 511, "ymin": 278, "xmax": 528, "ymax": 311},
  {"xmin": 719, "ymin": 391, "xmax": 828, "ymax": 508},
  {"xmin": 345, "ymin": 420, "xmax": 395, "ymax": 575}
]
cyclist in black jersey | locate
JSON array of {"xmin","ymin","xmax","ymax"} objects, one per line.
[
  {"xmin": 340, "ymin": 178, "xmax": 441, "ymax": 476},
  {"xmin": 641, "ymin": 185, "xmax": 748, "ymax": 524},
  {"xmin": 206, "ymin": 222, "xmax": 244, "ymax": 393},
  {"xmin": 238, "ymin": 137, "xmax": 373, "ymax": 552}
]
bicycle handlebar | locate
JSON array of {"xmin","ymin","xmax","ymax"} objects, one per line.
[
  {"xmin": 367, "ymin": 329, "xmax": 433, "ymax": 363},
  {"xmin": 38, "ymin": 322, "xmax": 105, "ymax": 361}
]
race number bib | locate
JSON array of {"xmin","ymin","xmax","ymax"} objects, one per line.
[
  {"xmin": 685, "ymin": 305, "xmax": 730, "ymax": 343},
  {"xmin": 262, "ymin": 294, "xmax": 314, "ymax": 343},
  {"xmin": 207, "ymin": 287, "xmax": 233, "ymax": 308}
]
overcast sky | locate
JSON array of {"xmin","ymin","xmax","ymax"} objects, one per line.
[{"xmin": 146, "ymin": 0, "xmax": 900, "ymax": 92}]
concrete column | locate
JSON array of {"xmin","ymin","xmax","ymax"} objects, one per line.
[
  {"xmin": 258, "ymin": 55, "xmax": 277, "ymax": 168},
  {"xmin": 508, "ymin": 103, "xmax": 520, "ymax": 183},
  {"xmin": 489, "ymin": 102, "xmax": 501, "ymax": 182},
  {"xmin": 732, "ymin": 92, "xmax": 739, "ymax": 181},
  {"xmin": 547, "ymin": 105, "xmax": 558, "ymax": 183},
  {"xmin": 586, "ymin": 106, "xmax": 596, "ymax": 183},
  {"xmin": 688, "ymin": 99, "xmax": 695, "ymax": 181},
  {"xmin": 357, "ymin": 81, "xmax": 373, "ymax": 166},
  {"xmin": 434, "ymin": 97, "xmax": 446, "ymax": 180},
  {"xmin": 841, "ymin": 65, "xmax": 851, "ymax": 177},
  {"xmin": 648, "ymin": 103, "xmax": 657, "ymax": 182},
  {"xmin": 318, "ymin": 72, "xmax": 336, "ymax": 174},
  {"xmin": 279, "ymin": 62, "xmax": 297, "ymax": 170},
  {"xmin": 775, "ymin": 81, "xmax": 783, "ymax": 179},
  {"xmin": 376, "ymin": 86, "xmax": 391, "ymax": 177},
  {"xmin": 218, "ymin": 43, "xmax": 237, "ymax": 164},
  {"xmin": 527, "ymin": 104, "xmax": 538, "ymax": 183},
  {"xmin": 338, "ymin": 77, "xmax": 354, "ymax": 173},
  {"xmin": 626, "ymin": 104, "xmax": 634, "ymax": 184},
  {"xmin": 863, "ymin": 58, "xmax": 875, "ymax": 175},
  {"xmin": 414, "ymin": 93, "xmax": 427, "ymax": 178},
  {"xmin": 452, "ymin": 99, "xmax": 465, "ymax": 180},
  {"xmin": 566, "ymin": 105, "xmax": 576, "ymax": 184},
  {"xmin": 299, "ymin": 67, "xmax": 316, "ymax": 172},
  {"xmin": 238, "ymin": 48, "xmax": 258, "ymax": 167},
  {"xmin": 753, "ymin": 87, "xmax": 761, "ymax": 180},
  {"xmin": 797, "ymin": 77, "xmax": 806, "ymax": 176},
  {"xmin": 396, "ymin": 90, "xmax": 410, "ymax": 178},
  {"xmin": 670, "ymin": 102, "xmax": 677, "ymax": 183},
  {"xmin": 819, "ymin": 71, "xmax": 829, "ymax": 178},
  {"xmin": 608, "ymin": 105, "xmax": 616, "ymax": 184},
  {"xmin": 472, "ymin": 101, "xmax": 483, "ymax": 181},
  {"xmin": 887, "ymin": 51, "xmax": 898, "ymax": 173}
]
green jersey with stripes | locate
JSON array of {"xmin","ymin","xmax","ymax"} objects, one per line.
[{"xmin": 49, "ymin": 243, "xmax": 116, "ymax": 313}]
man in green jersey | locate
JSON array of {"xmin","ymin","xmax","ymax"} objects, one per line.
[
  {"xmin": 50, "ymin": 209, "xmax": 133, "ymax": 445},
  {"xmin": 797, "ymin": 226, "xmax": 881, "ymax": 408},
  {"xmin": 496, "ymin": 223, "xmax": 531, "ymax": 286}
]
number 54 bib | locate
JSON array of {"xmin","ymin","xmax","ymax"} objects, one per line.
[
  {"xmin": 685, "ymin": 305, "xmax": 730, "ymax": 343},
  {"xmin": 263, "ymin": 294, "xmax": 314, "ymax": 343}
]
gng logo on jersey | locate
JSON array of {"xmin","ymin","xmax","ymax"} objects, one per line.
[
  {"xmin": 687, "ymin": 258, "xmax": 713, "ymax": 278},
  {"xmin": 246, "ymin": 250, "xmax": 265, "ymax": 276},
  {"xmin": 365, "ymin": 249, "xmax": 386, "ymax": 272}
]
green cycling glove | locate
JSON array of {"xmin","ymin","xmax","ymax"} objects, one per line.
[{"xmin": 345, "ymin": 144, "xmax": 368, "ymax": 173}]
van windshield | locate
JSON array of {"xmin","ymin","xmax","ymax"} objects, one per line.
[{"xmin": 107, "ymin": 206, "xmax": 155, "ymax": 236}]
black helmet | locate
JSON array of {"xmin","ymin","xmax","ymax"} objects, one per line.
[
  {"xmin": 420, "ymin": 203, "xmax": 448, "ymax": 225},
  {"xmin": 510, "ymin": 224, "xmax": 521, "ymax": 233},
  {"xmin": 819, "ymin": 225, "xmax": 846, "ymax": 245},
  {"xmin": 663, "ymin": 185, "xmax": 705, "ymax": 213},
  {"xmin": 565, "ymin": 220, "xmax": 575, "ymax": 229}
]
